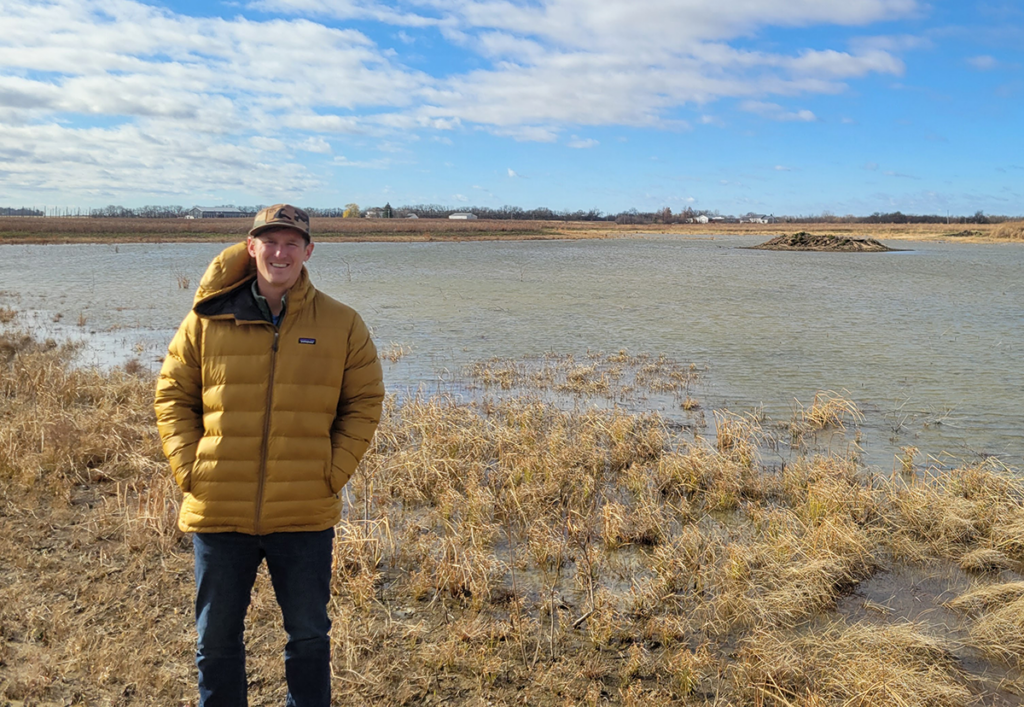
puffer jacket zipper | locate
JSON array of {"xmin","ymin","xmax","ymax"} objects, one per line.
[{"xmin": 254, "ymin": 326, "xmax": 280, "ymax": 534}]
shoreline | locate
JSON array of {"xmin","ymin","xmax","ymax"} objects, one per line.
[{"xmin": 0, "ymin": 218, "xmax": 1019, "ymax": 244}]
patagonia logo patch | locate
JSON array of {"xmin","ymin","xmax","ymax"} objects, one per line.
[{"xmin": 298, "ymin": 338, "xmax": 317, "ymax": 345}]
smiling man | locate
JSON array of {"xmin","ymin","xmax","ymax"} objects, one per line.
[{"xmin": 154, "ymin": 204, "xmax": 384, "ymax": 706}]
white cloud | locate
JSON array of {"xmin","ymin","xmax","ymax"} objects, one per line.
[
  {"xmin": 741, "ymin": 101, "xmax": 819, "ymax": 121},
  {"xmin": 849, "ymin": 34, "xmax": 931, "ymax": 53},
  {"xmin": 251, "ymin": 136, "xmax": 286, "ymax": 151},
  {"xmin": 257, "ymin": 0, "xmax": 912, "ymax": 139},
  {"xmin": 0, "ymin": 122, "xmax": 319, "ymax": 197},
  {"xmin": 966, "ymin": 55, "xmax": 999, "ymax": 71},
  {"xmin": 774, "ymin": 165, "xmax": 793, "ymax": 171},
  {"xmin": 507, "ymin": 168, "xmax": 520, "ymax": 177},
  {"xmin": 405, "ymin": 6, "xmax": 905, "ymax": 137},
  {"xmin": 0, "ymin": 0, "xmax": 921, "ymax": 200},
  {"xmin": 488, "ymin": 125, "xmax": 559, "ymax": 142},
  {"xmin": 334, "ymin": 156, "xmax": 392, "ymax": 168},
  {"xmin": 453, "ymin": 193, "xmax": 468, "ymax": 202},
  {"xmin": 299, "ymin": 137, "xmax": 333, "ymax": 153},
  {"xmin": 0, "ymin": 0, "xmax": 430, "ymax": 200},
  {"xmin": 418, "ymin": 0, "xmax": 917, "ymax": 47},
  {"xmin": 247, "ymin": 0, "xmax": 439, "ymax": 27}
]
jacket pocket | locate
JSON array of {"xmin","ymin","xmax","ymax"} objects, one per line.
[
  {"xmin": 174, "ymin": 460, "xmax": 193, "ymax": 494},
  {"xmin": 324, "ymin": 460, "xmax": 336, "ymax": 495}
]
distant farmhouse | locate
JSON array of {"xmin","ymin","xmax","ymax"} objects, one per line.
[
  {"xmin": 365, "ymin": 203, "xmax": 395, "ymax": 219},
  {"xmin": 187, "ymin": 206, "xmax": 246, "ymax": 219},
  {"xmin": 448, "ymin": 213, "xmax": 478, "ymax": 220}
]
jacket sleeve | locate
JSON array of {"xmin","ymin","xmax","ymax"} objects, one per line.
[
  {"xmin": 154, "ymin": 311, "xmax": 205, "ymax": 493},
  {"xmin": 329, "ymin": 312, "xmax": 385, "ymax": 493}
]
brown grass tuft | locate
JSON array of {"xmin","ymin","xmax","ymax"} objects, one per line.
[
  {"xmin": 992, "ymin": 220, "xmax": 1024, "ymax": 241},
  {"xmin": 946, "ymin": 581, "xmax": 1024, "ymax": 617},
  {"xmin": 948, "ymin": 582, "xmax": 1024, "ymax": 671},
  {"xmin": 739, "ymin": 622, "xmax": 972, "ymax": 707},
  {"xmin": 796, "ymin": 389, "xmax": 864, "ymax": 431},
  {"xmin": 958, "ymin": 547, "xmax": 1014, "ymax": 573}
]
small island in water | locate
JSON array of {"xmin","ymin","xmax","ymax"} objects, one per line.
[{"xmin": 752, "ymin": 232, "xmax": 897, "ymax": 252}]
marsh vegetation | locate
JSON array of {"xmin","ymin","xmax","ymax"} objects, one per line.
[
  {"xmin": 0, "ymin": 216, "xmax": 1015, "ymax": 244},
  {"xmin": 2, "ymin": 331, "xmax": 1023, "ymax": 705}
]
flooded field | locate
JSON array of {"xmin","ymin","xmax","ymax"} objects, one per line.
[
  {"xmin": 1, "ymin": 234, "xmax": 1021, "ymax": 471},
  {"xmin": 3, "ymin": 234, "xmax": 1024, "ymax": 705}
]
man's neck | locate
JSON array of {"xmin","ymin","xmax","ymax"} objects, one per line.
[{"xmin": 255, "ymin": 278, "xmax": 287, "ymax": 316}]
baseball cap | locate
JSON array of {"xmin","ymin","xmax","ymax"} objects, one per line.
[{"xmin": 249, "ymin": 204, "xmax": 311, "ymax": 242}]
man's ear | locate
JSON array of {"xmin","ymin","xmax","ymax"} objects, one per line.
[
  {"xmin": 246, "ymin": 236, "xmax": 257, "ymax": 258},
  {"xmin": 304, "ymin": 242, "xmax": 314, "ymax": 261}
]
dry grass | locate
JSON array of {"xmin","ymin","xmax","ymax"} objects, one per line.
[
  {"xmin": 0, "ymin": 306, "xmax": 16, "ymax": 324},
  {"xmin": 174, "ymin": 271, "xmax": 192, "ymax": 289},
  {"xmin": 739, "ymin": 621, "xmax": 972, "ymax": 706},
  {"xmin": 946, "ymin": 582, "xmax": 1024, "ymax": 617},
  {"xmin": 992, "ymin": 220, "xmax": 1024, "ymax": 241},
  {"xmin": 794, "ymin": 389, "xmax": 864, "ymax": 432},
  {"xmin": 0, "ymin": 217, "xmax": 1012, "ymax": 244},
  {"xmin": 883, "ymin": 462, "xmax": 1024, "ymax": 563},
  {"xmin": 958, "ymin": 547, "xmax": 1014, "ymax": 573},
  {"xmin": 468, "ymin": 351, "xmax": 701, "ymax": 405},
  {"xmin": 947, "ymin": 583, "xmax": 1024, "ymax": 669},
  {"xmin": 0, "ymin": 216, "xmax": 589, "ymax": 243},
  {"xmin": 378, "ymin": 342, "xmax": 411, "ymax": 363},
  {"xmin": 1, "ymin": 333, "xmax": 1021, "ymax": 704}
]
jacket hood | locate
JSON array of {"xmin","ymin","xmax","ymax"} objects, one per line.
[
  {"xmin": 193, "ymin": 241, "xmax": 313, "ymax": 310},
  {"xmin": 194, "ymin": 242, "xmax": 256, "ymax": 305}
]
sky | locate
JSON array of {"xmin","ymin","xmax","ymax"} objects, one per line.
[{"xmin": 0, "ymin": 0, "xmax": 1022, "ymax": 216}]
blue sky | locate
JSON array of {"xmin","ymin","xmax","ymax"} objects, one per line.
[{"xmin": 1, "ymin": 0, "xmax": 1021, "ymax": 216}]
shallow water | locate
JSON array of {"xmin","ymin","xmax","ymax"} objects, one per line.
[{"xmin": 1, "ymin": 234, "xmax": 1021, "ymax": 471}]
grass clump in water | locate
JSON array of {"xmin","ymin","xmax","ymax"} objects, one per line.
[{"xmin": 739, "ymin": 621, "xmax": 972, "ymax": 706}]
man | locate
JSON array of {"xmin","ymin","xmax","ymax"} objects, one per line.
[{"xmin": 154, "ymin": 204, "xmax": 384, "ymax": 706}]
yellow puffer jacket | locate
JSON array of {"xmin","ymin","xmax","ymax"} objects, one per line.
[{"xmin": 154, "ymin": 242, "xmax": 384, "ymax": 534}]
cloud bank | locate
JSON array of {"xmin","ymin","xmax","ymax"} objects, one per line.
[{"xmin": 0, "ymin": 0, "xmax": 917, "ymax": 200}]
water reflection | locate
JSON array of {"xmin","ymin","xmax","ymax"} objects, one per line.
[{"xmin": 1, "ymin": 235, "xmax": 1021, "ymax": 471}]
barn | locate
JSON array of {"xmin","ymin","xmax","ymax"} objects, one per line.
[{"xmin": 188, "ymin": 206, "xmax": 247, "ymax": 219}]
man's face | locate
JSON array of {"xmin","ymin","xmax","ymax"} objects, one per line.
[{"xmin": 246, "ymin": 228, "xmax": 314, "ymax": 292}]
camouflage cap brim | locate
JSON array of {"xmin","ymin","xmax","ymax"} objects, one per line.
[{"xmin": 249, "ymin": 204, "xmax": 311, "ymax": 241}]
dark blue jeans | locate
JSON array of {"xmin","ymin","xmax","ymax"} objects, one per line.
[{"xmin": 192, "ymin": 528, "xmax": 334, "ymax": 707}]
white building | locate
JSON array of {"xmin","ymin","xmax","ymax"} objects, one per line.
[
  {"xmin": 188, "ymin": 206, "xmax": 246, "ymax": 219},
  {"xmin": 448, "ymin": 213, "xmax": 478, "ymax": 220},
  {"xmin": 694, "ymin": 215, "xmax": 709, "ymax": 224}
]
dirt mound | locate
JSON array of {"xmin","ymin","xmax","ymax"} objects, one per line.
[{"xmin": 752, "ymin": 232, "xmax": 896, "ymax": 252}]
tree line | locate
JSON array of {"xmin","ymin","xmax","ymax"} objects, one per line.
[{"xmin": 0, "ymin": 204, "xmax": 1016, "ymax": 224}]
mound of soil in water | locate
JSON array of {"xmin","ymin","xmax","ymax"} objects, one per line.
[{"xmin": 752, "ymin": 232, "xmax": 896, "ymax": 252}]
